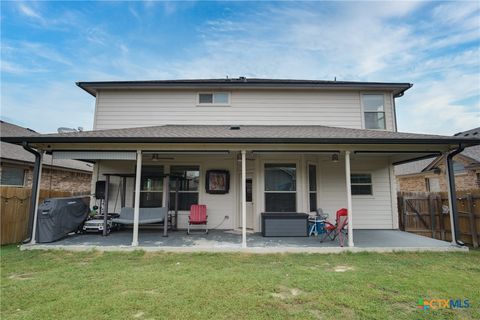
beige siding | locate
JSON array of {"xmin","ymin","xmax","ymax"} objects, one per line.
[
  {"xmin": 318, "ymin": 157, "xmax": 394, "ymax": 229},
  {"xmin": 94, "ymin": 89, "xmax": 395, "ymax": 131}
]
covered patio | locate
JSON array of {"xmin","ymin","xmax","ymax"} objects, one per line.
[
  {"xmin": 2, "ymin": 124, "xmax": 478, "ymax": 252},
  {"xmin": 21, "ymin": 229, "xmax": 465, "ymax": 253}
]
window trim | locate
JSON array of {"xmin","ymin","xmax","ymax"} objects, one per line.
[
  {"xmin": 197, "ymin": 92, "xmax": 231, "ymax": 106},
  {"xmin": 360, "ymin": 93, "xmax": 387, "ymax": 130},
  {"xmin": 350, "ymin": 172, "xmax": 374, "ymax": 197}
]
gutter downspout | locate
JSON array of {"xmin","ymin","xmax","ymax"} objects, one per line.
[
  {"xmin": 446, "ymin": 144, "xmax": 465, "ymax": 246},
  {"xmin": 21, "ymin": 142, "xmax": 42, "ymax": 244}
]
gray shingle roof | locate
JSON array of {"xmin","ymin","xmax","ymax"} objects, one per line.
[
  {"xmin": 2, "ymin": 124, "xmax": 479, "ymax": 145},
  {"xmin": 0, "ymin": 121, "xmax": 93, "ymax": 172}
]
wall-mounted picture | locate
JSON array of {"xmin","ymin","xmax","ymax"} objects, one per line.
[{"xmin": 205, "ymin": 170, "xmax": 230, "ymax": 194}]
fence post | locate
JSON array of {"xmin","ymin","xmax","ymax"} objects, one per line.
[
  {"xmin": 428, "ymin": 194, "xmax": 436, "ymax": 239},
  {"xmin": 437, "ymin": 195, "xmax": 445, "ymax": 241},
  {"xmin": 467, "ymin": 194, "xmax": 478, "ymax": 248},
  {"xmin": 398, "ymin": 195, "xmax": 404, "ymax": 230}
]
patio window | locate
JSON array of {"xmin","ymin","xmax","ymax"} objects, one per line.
[
  {"xmin": 198, "ymin": 92, "xmax": 230, "ymax": 105},
  {"xmin": 169, "ymin": 165, "xmax": 200, "ymax": 211},
  {"xmin": 264, "ymin": 163, "xmax": 296, "ymax": 212},
  {"xmin": 362, "ymin": 94, "xmax": 386, "ymax": 129},
  {"xmin": 351, "ymin": 173, "xmax": 373, "ymax": 195},
  {"xmin": 308, "ymin": 164, "xmax": 317, "ymax": 212},
  {"xmin": 140, "ymin": 166, "xmax": 164, "ymax": 207},
  {"xmin": 0, "ymin": 166, "xmax": 25, "ymax": 186}
]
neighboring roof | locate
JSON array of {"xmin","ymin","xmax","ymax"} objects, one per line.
[
  {"xmin": 394, "ymin": 158, "xmax": 437, "ymax": 176},
  {"xmin": 454, "ymin": 127, "xmax": 480, "ymax": 162},
  {"xmin": 454, "ymin": 127, "xmax": 480, "ymax": 138},
  {"xmin": 77, "ymin": 77, "xmax": 413, "ymax": 98},
  {"xmin": 2, "ymin": 124, "xmax": 479, "ymax": 146},
  {"xmin": 0, "ymin": 121, "xmax": 93, "ymax": 172},
  {"xmin": 395, "ymin": 127, "xmax": 480, "ymax": 176}
]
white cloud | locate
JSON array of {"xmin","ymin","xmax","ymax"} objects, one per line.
[
  {"xmin": 17, "ymin": 3, "xmax": 44, "ymax": 22},
  {"xmin": 0, "ymin": 60, "xmax": 47, "ymax": 74}
]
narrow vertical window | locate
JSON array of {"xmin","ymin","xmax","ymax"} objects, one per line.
[{"xmin": 308, "ymin": 164, "xmax": 317, "ymax": 212}]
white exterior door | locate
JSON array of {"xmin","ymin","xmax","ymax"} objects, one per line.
[{"xmin": 238, "ymin": 173, "xmax": 254, "ymax": 230}]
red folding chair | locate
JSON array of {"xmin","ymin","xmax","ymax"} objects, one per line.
[
  {"xmin": 320, "ymin": 208, "xmax": 348, "ymax": 247},
  {"xmin": 188, "ymin": 204, "xmax": 208, "ymax": 234}
]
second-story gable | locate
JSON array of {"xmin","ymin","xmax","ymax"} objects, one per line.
[{"xmin": 78, "ymin": 78, "xmax": 411, "ymax": 131}]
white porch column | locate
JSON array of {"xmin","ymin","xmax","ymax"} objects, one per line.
[
  {"xmin": 241, "ymin": 150, "xmax": 247, "ymax": 248},
  {"xmin": 345, "ymin": 151, "xmax": 354, "ymax": 247},
  {"xmin": 30, "ymin": 151, "xmax": 44, "ymax": 245},
  {"xmin": 132, "ymin": 150, "xmax": 142, "ymax": 247},
  {"xmin": 444, "ymin": 152, "xmax": 457, "ymax": 244}
]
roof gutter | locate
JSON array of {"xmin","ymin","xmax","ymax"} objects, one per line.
[
  {"xmin": 21, "ymin": 142, "xmax": 42, "ymax": 244},
  {"xmin": 2, "ymin": 136, "xmax": 477, "ymax": 146},
  {"xmin": 446, "ymin": 144, "xmax": 466, "ymax": 246}
]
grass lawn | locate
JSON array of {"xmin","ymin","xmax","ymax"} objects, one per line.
[{"xmin": 1, "ymin": 246, "xmax": 479, "ymax": 320}]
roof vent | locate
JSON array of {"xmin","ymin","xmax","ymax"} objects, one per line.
[
  {"xmin": 57, "ymin": 127, "xmax": 78, "ymax": 133},
  {"xmin": 229, "ymin": 126, "xmax": 240, "ymax": 130}
]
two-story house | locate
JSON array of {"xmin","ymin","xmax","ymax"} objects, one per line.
[{"xmin": 3, "ymin": 78, "xmax": 478, "ymax": 249}]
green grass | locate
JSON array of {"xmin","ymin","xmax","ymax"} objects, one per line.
[{"xmin": 1, "ymin": 246, "xmax": 479, "ymax": 320}]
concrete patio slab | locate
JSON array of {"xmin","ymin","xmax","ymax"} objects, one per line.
[{"xmin": 20, "ymin": 229, "xmax": 468, "ymax": 253}]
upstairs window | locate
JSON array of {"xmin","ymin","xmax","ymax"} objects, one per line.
[
  {"xmin": 198, "ymin": 92, "xmax": 230, "ymax": 105},
  {"xmin": 363, "ymin": 94, "xmax": 386, "ymax": 130}
]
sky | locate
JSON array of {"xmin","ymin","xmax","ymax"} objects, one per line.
[{"xmin": 1, "ymin": 0, "xmax": 479, "ymax": 135}]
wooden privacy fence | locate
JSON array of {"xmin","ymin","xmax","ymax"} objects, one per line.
[
  {"xmin": 0, "ymin": 186, "xmax": 90, "ymax": 245},
  {"xmin": 398, "ymin": 191, "xmax": 480, "ymax": 247}
]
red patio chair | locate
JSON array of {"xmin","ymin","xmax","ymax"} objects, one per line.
[
  {"xmin": 188, "ymin": 204, "xmax": 208, "ymax": 234},
  {"xmin": 320, "ymin": 208, "xmax": 348, "ymax": 247}
]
